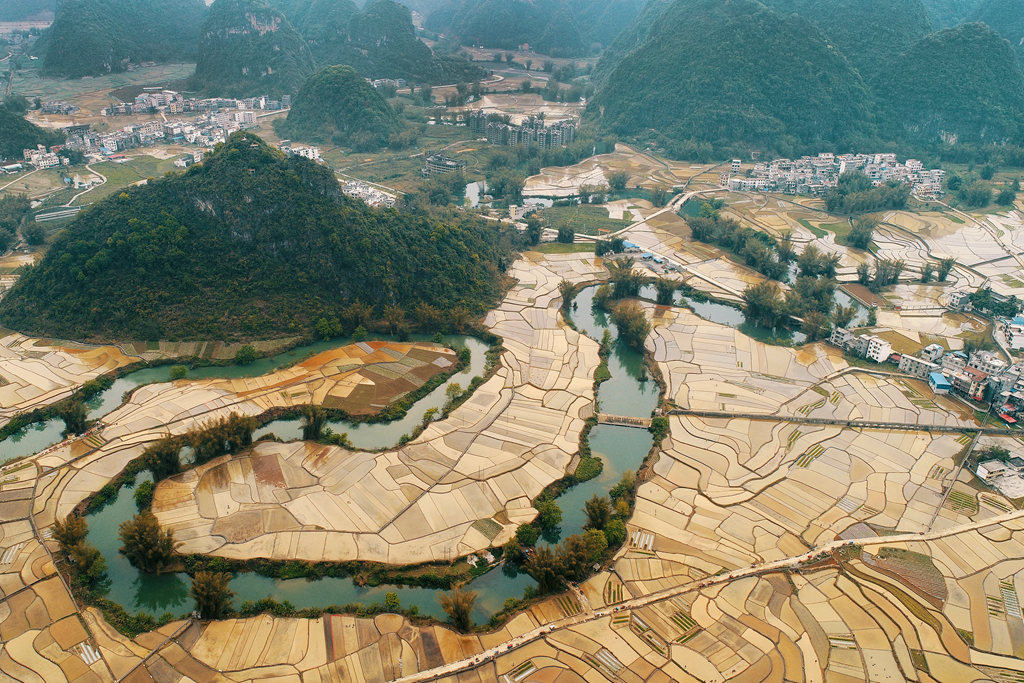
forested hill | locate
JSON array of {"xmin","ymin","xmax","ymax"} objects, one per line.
[
  {"xmin": 275, "ymin": 65, "xmax": 402, "ymax": 148},
  {"xmin": 878, "ymin": 22, "xmax": 1024, "ymax": 143},
  {"xmin": 268, "ymin": 0, "xmax": 483, "ymax": 83},
  {"xmin": 761, "ymin": 0, "xmax": 933, "ymax": 84},
  {"xmin": 39, "ymin": 0, "xmax": 207, "ymax": 78},
  {"xmin": 0, "ymin": 106, "xmax": 64, "ymax": 161},
  {"xmin": 590, "ymin": 0, "xmax": 672, "ymax": 84},
  {"xmin": 968, "ymin": 0, "xmax": 1024, "ymax": 58},
  {"xmin": 425, "ymin": 0, "xmax": 645, "ymax": 57},
  {"xmin": 592, "ymin": 0, "xmax": 876, "ymax": 151},
  {"xmin": 0, "ymin": 133, "xmax": 509, "ymax": 341},
  {"xmin": 189, "ymin": 0, "xmax": 315, "ymax": 97}
]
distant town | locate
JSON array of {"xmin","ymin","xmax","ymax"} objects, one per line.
[{"xmin": 727, "ymin": 153, "xmax": 946, "ymax": 197}]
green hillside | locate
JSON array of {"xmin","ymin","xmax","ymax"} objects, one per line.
[
  {"xmin": 968, "ymin": 0, "xmax": 1024, "ymax": 58},
  {"xmin": 270, "ymin": 0, "xmax": 483, "ymax": 82},
  {"xmin": 591, "ymin": 0, "xmax": 877, "ymax": 151},
  {"xmin": 0, "ymin": 133, "xmax": 509, "ymax": 341},
  {"xmin": 880, "ymin": 22, "xmax": 1024, "ymax": 143},
  {"xmin": 591, "ymin": 0, "xmax": 672, "ymax": 84},
  {"xmin": 189, "ymin": 0, "xmax": 315, "ymax": 97},
  {"xmin": 0, "ymin": 106, "xmax": 64, "ymax": 161},
  {"xmin": 762, "ymin": 0, "xmax": 933, "ymax": 83},
  {"xmin": 40, "ymin": 0, "xmax": 207, "ymax": 77},
  {"xmin": 275, "ymin": 65, "xmax": 402, "ymax": 148},
  {"xmin": 426, "ymin": 0, "xmax": 644, "ymax": 57}
]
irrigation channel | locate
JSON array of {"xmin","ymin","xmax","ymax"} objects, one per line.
[{"xmin": 12, "ymin": 282, "xmax": 865, "ymax": 625}]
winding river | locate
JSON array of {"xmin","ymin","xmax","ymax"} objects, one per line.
[{"xmin": 80, "ymin": 291, "xmax": 659, "ymax": 626}]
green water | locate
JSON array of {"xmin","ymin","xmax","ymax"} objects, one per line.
[
  {"xmin": 254, "ymin": 335, "xmax": 488, "ymax": 450},
  {"xmin": 83, "ymin": 299, "xmax": 658, "ymax": 626},
  {"xmin": 2, "ymin": 334, "xmax": 471, "ymax": 459},
  {"xmin": 635, "ymin": 282, "xmax": 866, "ymax": 346}
]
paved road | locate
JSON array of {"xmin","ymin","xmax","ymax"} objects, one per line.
[
  {"xmin": 394, "ymin": 510, "xmax": 1024, "ymax": 682},
  {"xmin": 65, "ymin": 163, "xmax": 106, "ymax": 206},
  {"xmin": 665, "ymin": 408, "xmax": 1010, "ymax": 434}
]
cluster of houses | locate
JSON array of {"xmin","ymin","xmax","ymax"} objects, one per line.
[
  {"xmin": 342, "ymin": 180, "xmax": 396, "ymax": 208},
  {"xmin": 40, "ymin": 101, "xmax": 79, "ymax": 115},
  {"xmin": 466, "ymin": 111, "xmax": 578, "ymax": 149},
  {"xmin": 831, "ymin": 325, "xmax": 1024, "ymax": 421},
  {"xmin": 368, "ymin": 78, "xmax": 407, "ymax": 90},
  {"xmin": 102, "ymin": 89, "xmax": 289, "ymax": 117},
  {"xmin": 63, "ymin": 110, "xmax": 260, "ymax": 155},
  {"xmin": 975, "ymin": 457, "xmax": 1024, "ymax": 498},
  {"xmin": 727, "ymin": 153, "xmax": 945, "ymax": 197},
  {"xmin": 277, "ymin": 141, "xmax": 323, "ymax": 163},
  {"xmin": 20, "ymin": 145, "xmax": 67, "ymax": 170}
]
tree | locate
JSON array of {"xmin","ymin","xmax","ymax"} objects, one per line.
[
  {"xmin": 610, "ymin": 301, "xmax": 650, "ymax": 350},
  {"xmin": 413, "ymin": 302, "xmax": 443, "ymax": 331},
  {"xmin": 190, "ymin": 413, "xmax": 256, "ymax": 465},
  {"xmin": 234, "ymin": 344, "xmax": 258, "ymax": 365},
  {"xmin": 134, "ymin": 480, "xmax": 155, "ymax": 511},
  {"xmin": 846, "ymin": 216, "xmax": 876, "ymax": 250},
  {"xmin": 584, "ymin": 495, "xmax": 612, "ymax": 530},
  {"xmin": 981, "ymin": 164, "xmax": 996, "ymax": 180},
  {"xmin": 649, "ymin": 185, "xmax": 669, "ymax": 207},
  {"xmin": 57, "ymin": 400, "xmax": 88, "ymax": 435},
  {"xmin": 997, "ymin": 187, "xmax": 1017, "ymax": 206},
  {"xmin": 921, "ymin": 262, "xmax": 935, "ymax": 283},
  {"xmin": 604, "ymin": 518, "xmax": 627, "ymax": 547},
  {"xmin": 583, "ymin": 529, "xmax": 608, "ymax": 563},
  {"xmin": 169, "ymin": 365, "xmax": 188, "ymax": 380},
  {"xmin": 559, "ymin": 534, "xmax": 592, "ymax": 581},
  {"xmin": 800, "ymin": 311, "xmax": 831, "ymax": 342},
  {"xmin": 608, "ymin": 171, "xmax": 628, "ymax": 192},
  {"xmin": 141, "ymin": 437, "xmax": 181, "ymax": 480},
  {"xmin": 856, "ymin": 262, "xmax": 872, "ymax": 286},
  {"xmin": 937, "ymin": 257, "xmax": 956, "ymax": 282},
  {"xmin": 558, "ymin": 279, "xmax": 576, "ymax": 309},
  {"xmin": 946, "ymin": 173, "xmax": 963, "ymax": 192},
  {"xmin": 535, "ymin": 498, "xmax": 562, "ymax": 531},
  {"xmin": 834, "ymin": 303, "xmax": 856, "ymax": 329},
  {"xmin": 607, "ymin": 258, "xmax": 645, "ymax": 299},
  {"xmin": 67, "ymin": 541, "xmax": 107, "ymax": 585},
  {"xmin": 526, "ymin": 217, "xmax": 542, "ymax": 245},
  {"xmin": 959, "ymin": 182, "xmax": 992, "ymax": 208},
  {"xmin": 23, "ymin": 224, "xmax": 45, "ymax": 245},
  {"xmin": 742, "ymin": 281, "xmax": 787, "ymax": 329},
  {"xmin": 444, "ymin": 382, "xmax": 463, "ymax": 410},
  {"xmin": 301, "ymin": 405, "xmax": 326, "ymax": 441},
  {"xmin": 53, "ymin": 515, "xmax": 88, "ymax": 551},
  {"xmin": 118, "ymin": 510, "xmax": 177, "ymax": 574},
  {"xmin": 191, "ymin": 571, "xmax": 233, "ymax": 619},
  {"xmin": 385, "ymin": 591, "xmax": 400, "ymax": 611},
  {"xmin": 382, "ymin": 304, "xmax": 405, "ymax": 335},
  {"xmin": 525, "ymin": 544, "xmax": 562, "ymax": 593},
  {"xmin": 439, "ymin": 584, "xmax": 476, "ymax": 631},
  {"xmin": 557, "ymin": 226, "xmax": 574, "ymax": 244},
  {"xmin": 516, "ymin": 523, "xmax": 539, "ymax": 547},
  {"xmin": 654, "ymin": 278, "xmax": 678, "ymax": 306}
]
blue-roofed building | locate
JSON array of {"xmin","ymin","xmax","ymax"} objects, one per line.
[{"xmin": 929, "ymin": 372, "xmax": 951, "ymax": 395}]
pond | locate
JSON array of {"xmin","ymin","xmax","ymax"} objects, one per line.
[
  {"xmin": 635, "ymin": 282, "xmax": 868, "ymax": 346},
  {"xmin": 84, "ymin": 289, "xmax": 660, "ymax": 626},
  {"xmin": 465, "ymin": 181, "xmax": 488, "ymax": 208}
]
